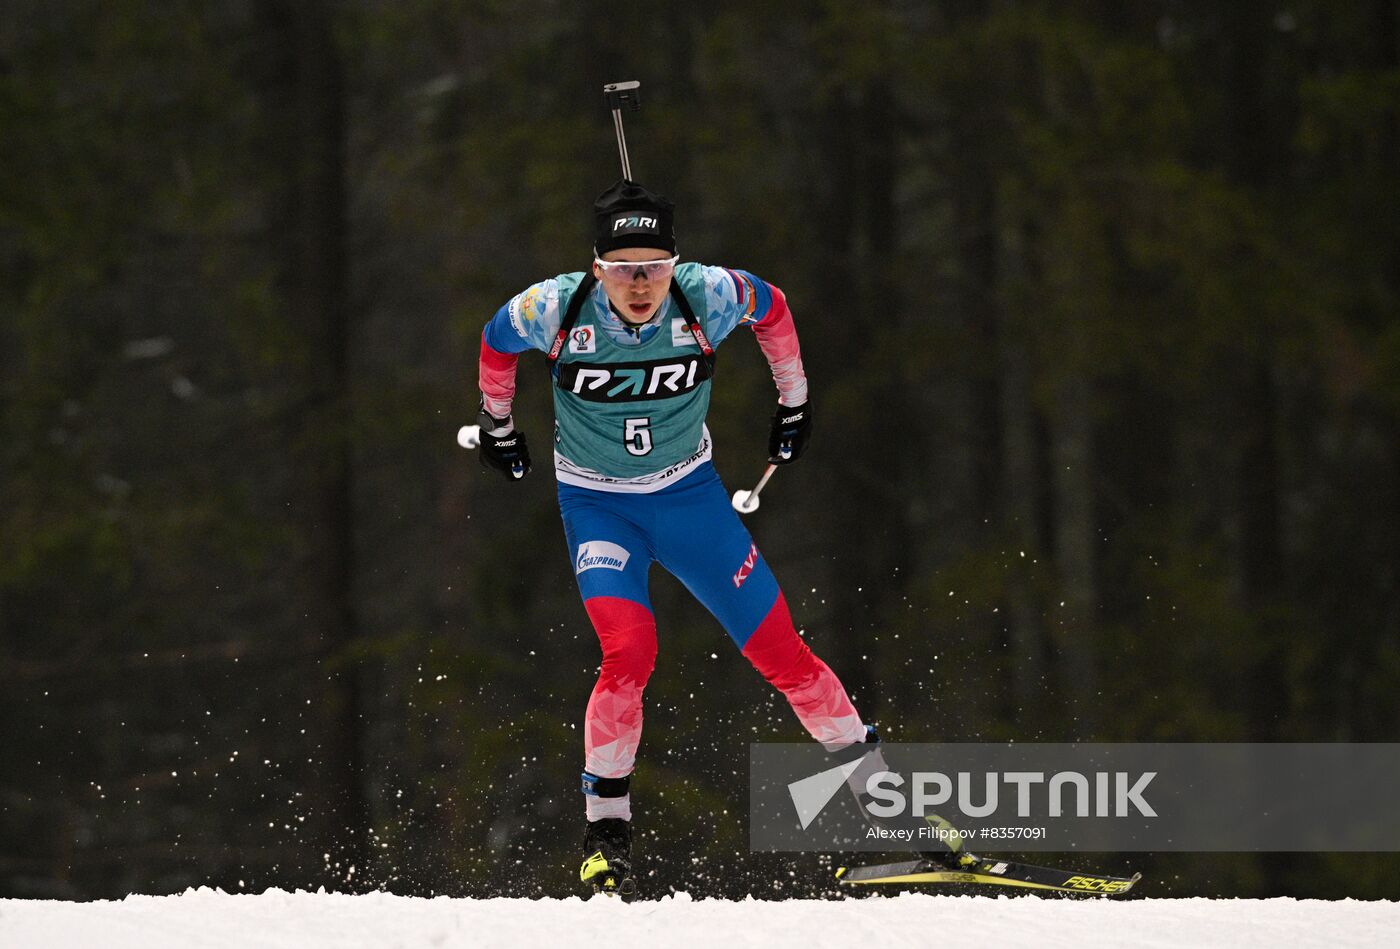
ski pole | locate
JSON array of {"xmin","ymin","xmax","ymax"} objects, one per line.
[
  {"xmin": 731, "ymin": 463, "xmax": 778, "ymax": 515},
  {"xmin": 459, "ymin": 83, "xmax": 640, "ymax": 463},
  {"xmin": 602, "ymin": 80, "xmax": 641, "ymax": 179}
]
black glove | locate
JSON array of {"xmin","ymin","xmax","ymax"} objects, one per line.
[
  {"xmin": 478, "ymin": 407, "xmax": 531, "ymax": 480},
  {"xmin": 768, "ymin": 400, "xmax": 811, "ymax": 464}
]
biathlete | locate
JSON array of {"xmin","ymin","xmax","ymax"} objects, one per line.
[{"xmin": 474, "ymin": 179, "xmax": 877, "ymax": 894}]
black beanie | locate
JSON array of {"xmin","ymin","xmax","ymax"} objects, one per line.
[{"xmin": 593, "ymin": 179, "xmax": 676, "ymax": 256}]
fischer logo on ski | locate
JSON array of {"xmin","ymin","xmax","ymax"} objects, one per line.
[{"xmin": 1063, "ymin": 875, "xmax": 1135, "ymax": 894}]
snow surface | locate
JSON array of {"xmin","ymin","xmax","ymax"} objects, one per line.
[{"xmin": 1, "ymin": 889, "xmax": 1397, "ymax": 949}]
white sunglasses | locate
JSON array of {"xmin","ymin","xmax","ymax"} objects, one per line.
[{"xmin": 593, "ymin": 255, "xmax": 680, "ymax": 281}]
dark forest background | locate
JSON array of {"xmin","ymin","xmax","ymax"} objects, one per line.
[{"xmin": 3, "ymin": 0, "xmax": 1398, "ymax": 900}]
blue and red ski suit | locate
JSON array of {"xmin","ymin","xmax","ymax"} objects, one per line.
[{"xmin": 479, "ymin": 263, "xmax": 866, "ymax": 819}]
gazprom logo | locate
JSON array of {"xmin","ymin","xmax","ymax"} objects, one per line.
[
  {"xmin": 576, "ymin": 541, "xmax": 631, "ymax": 574},
  {"xmin": 612, "ymin": 215, "xmax": 658, "ymax": 232}
]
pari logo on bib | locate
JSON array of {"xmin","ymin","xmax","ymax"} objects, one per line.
[{"xmin": 576, "ymin": 541, "xmax": 631, "ymax": 574}]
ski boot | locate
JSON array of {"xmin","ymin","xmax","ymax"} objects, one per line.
[
  {"xmin": 919, "ymin": 813, "xmax": 980, "ymax": 869},
  {"xmin": 580, "ymin": 817, "xmax": 636, "ymax": 899},
  {"xmin": 836, "ymin": 726, "xmax": 978, "ymax": 870}
]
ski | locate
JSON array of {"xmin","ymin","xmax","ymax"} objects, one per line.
[{"xmin": 836, "ymin": 856, "xmax": 1142, "ymax": 896}]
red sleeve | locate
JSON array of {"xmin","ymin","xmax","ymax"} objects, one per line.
[
  {"xmin": 750, "ymin": 282, "xmax": 808, "ymax": 407},
  {"xmin": 478, "ymin": 330, "xmax": 520, "ymax": 419}
]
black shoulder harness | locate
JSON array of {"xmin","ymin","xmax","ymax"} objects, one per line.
[
  {"xmin": 546, "ymin": 273, "xmax": 598, "ymax": 363},
  {"xmin": 547, "ymin": 274, "xmax": 716, "ymax": 374}
]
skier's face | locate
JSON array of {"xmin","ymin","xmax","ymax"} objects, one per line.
[{"xmin": 594, "ymin": 247, "xmax": 673, "ymax": 324}]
